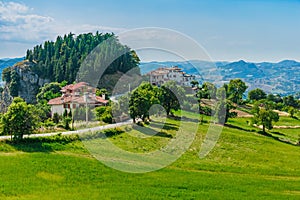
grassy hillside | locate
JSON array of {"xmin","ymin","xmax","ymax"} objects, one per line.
[{"xmin": 0, "ymin": 112, "xmax": 299, "ymax": 199}]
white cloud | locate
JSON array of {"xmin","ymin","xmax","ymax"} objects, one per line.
[
  {"xmin": 0, "ymin": 1, "xmax": 126, "ymax": 45},
  {"xmin": 0, "ymin": 1, "xmax": 29, "ymax": 14},
  {"xmin": 0, "ymin": 1, "xmax": 54, "ymax": 42}
]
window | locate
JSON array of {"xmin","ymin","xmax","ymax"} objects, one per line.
[{"xmin": 64, "ymin": 104, "xmax": 70, "ymax": 109}]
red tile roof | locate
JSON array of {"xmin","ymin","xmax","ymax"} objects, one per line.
[
  {"xmin": 48, "ymin": 82, "xmax": 108, "ymax": 106},
  {"xmin": 61, "ymin": 82, "xmax": 94, "ymax": 92},
  {"xmin": 48, "ymin": 95, "xmax": 108, "ymax": 105}
]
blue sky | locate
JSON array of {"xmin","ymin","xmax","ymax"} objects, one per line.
[{"xmin": 0, "ymin": 0, "xmax": 300, "ymax": 62}]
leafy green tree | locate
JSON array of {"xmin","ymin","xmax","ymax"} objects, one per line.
[
  {"xmin": 101, "ymin": 107, "xmax": 113, "ymax": 124},
  {"xmin": 159, "ymin": 81, "xmax": 185, "ymax": 116},
  {"xmin": 283, "ymin": 95, "xmax": 299, "ymax": 108},
  {"xmin": 96, "ymin": 88, "xmax": 109, "ymax": 100},
  {"xmin": 36, "ymin": 82, "xmax": 62, "ymax": 104},
  {"xmin": 9, "ymin": 70, "xmax": 20, "ymax": 97},
  {"xmin": 94, "ymin": 106, "xmax": 113, "ymax": 123},
  {"xmin": 26, "ymin": 32, "xmax": 140, "ymax": 88},
  {"xmin": 2, "ymin": 67, "xmax": 12, "ymax": 82},
  {"xmin": 288, "ymin": 106, "xmax": 297, "ymax": 118},
  {"xmin": 9, "ymin": 80, "xmax": 19, "ymax": 97},
  {"xmin": 53, "ymin": 113, "xmax": 60, "ymax": 124},
  {"xmin": 68, "ymin": 109, "xmax": 73, "ymax": 119},
  {"xmin": 26, "ymin": 49, "xmax": 33, "ymax": 62},
  {"xmin": 33, "ymin": 103, "xmax": 51, "ymax": 123},
  {"xmin": 267, "ymin": 94, "xmax": 283, "ymax": 103},
  {"xmin": 248, "ymin": 88, "xmax": 267, "ymax": 101},
  {"xmin": 190, "ymin": 80, "xmax": 199, "ymax": 88},
  {"xmin": 252, "ymin": 101, "xmax": 279, "ymax": 133},
  {"xmin": 227, "ymin": 79, "xmax": 248, "ymax": 104},
  {"xmin": 94, "ymin": 106, "xmax": 106, "ymax": 120},
  {"xmin": 60, "ymin": 80, "xmax": 68, "ymax": 87},
  {"xmin": 129, "ymin": 82, "xmax": 159, "ymax": 123},
  {"xmin": 63, "ymin": 109, "xmax": 68, "ymax": 118},
  {"xmin": 1, "ymin": 97, "xmax": 38, "ymax": 141},
  {"xmin": 214, "ymin": 87, "xmax": 237, "ymax": 124},
  {"xmin": 197, "ymin": 82, "xmax": 217, "ymax": 99},
  {"xmin": 295, "ymin": 92, "xmax": 300, "ymax": 100},
  {"xmin": 62, "ymin": 117, "xmax": 71, "ymax": 130}
]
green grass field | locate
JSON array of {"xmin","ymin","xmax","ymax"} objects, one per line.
[{"xmin": 0, "ymin": 112, "xmax": 300, "ymax": 199}]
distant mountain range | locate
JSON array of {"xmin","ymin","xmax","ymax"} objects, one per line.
[
  {"xmin": 0, "ymin": 57, "xmax": 24, "ymax": 86},
  {"xmin": 0, "ymin": 57, "xmax": 24, "ymax": 74},
  {"xmin": 139, "ymin": 60, "xmax": 300, "ymax": 96},
  {"xmin": 1, "ymin": 57, "xmax": 300, "ymax": 96}
]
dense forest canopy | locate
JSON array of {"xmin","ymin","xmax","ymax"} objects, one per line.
[{"xmin": 25, "ymin": 32, "xmax": 140, "ymax": 85}]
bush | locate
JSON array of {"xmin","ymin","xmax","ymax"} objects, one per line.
[
  {"xmin": 62, "ymin": 117, "xmax": 72, "ymax": 130},
  {"xmin": 53, "ymin": 113, "xmax": 60, "ymax": 124},
  {"xmin": 274, "ymin": 103, "xmax": 285, "ymax": 111},
  {"xmin": 104, "ymin": 128, "xmax": 124, "ymax": 137},
  {"xmin": 1, "ymin": 97, "xmax": 38, "ymax": 141},
  {"xmin": 200, "ymin": 106, "xmax": 212, "ymax": 116},
  {"xmin": 94, "ymin": 106, "xmax": 113, "ymax": 124},
  {"xmin": 43, "ymin": 119, "xmax": 56, "ymax": 129}
]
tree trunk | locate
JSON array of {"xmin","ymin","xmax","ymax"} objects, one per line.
[{"xmin": 166, "ymin": 107, "xmax": 171, "ymax": 116}]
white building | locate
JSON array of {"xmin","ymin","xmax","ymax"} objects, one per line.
[
  {"xmin": 48, "ymin": 82, "xmax": 108, "ymax": 117},
  {"xmin": 148, "ymin": 66, "xmax": 195, "ymax": 87}
]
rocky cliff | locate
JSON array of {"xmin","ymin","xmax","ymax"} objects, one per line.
[{"xmin": 0, "ymin": 61, "xmax": 50, "ymax": 112}]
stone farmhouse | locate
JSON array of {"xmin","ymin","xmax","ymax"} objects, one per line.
[
  {"xmin": 48, "ymin": 82, "xmax": 108, "ymax": 116},
  {"xmin": 148, "ymin": 66, "xmax": 195, "ymax": 87}
]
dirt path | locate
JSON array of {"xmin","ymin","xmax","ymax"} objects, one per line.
[{"xmin": 273, "ymin": 125, "xmax": 300, "ymax": 129}]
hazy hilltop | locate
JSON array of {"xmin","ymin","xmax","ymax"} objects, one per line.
[
  {"xmin": 0, "ymin": 58, "xmax": 24, "ymax": 77},
  {"xmin": 140, "ymin": 59, "xmax": 300, "ymax": 96}
]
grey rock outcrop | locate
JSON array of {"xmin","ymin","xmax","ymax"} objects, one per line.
[{"xmin": 0, "ymin": 61, "xmax": 50, "ymax": 112}]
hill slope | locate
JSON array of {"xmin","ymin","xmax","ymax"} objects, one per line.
[{"xmin": 0, "ymin": 112, "xmax": 299, "ymax": 199}]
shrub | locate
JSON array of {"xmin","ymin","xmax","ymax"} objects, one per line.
[
  {"xmin": 62, "ymin": 117, "xmax": 72, "ymax": 130},
  {"xmin": 53, "ymin": 113, "xmax": 60, "ymax": 124},
  {"xmin": 43, "ymin": 119, "xmax": 56, "ymax": 129},
  {"xmin": 200, "ymin": 106, "xmax": 212, "ymax": 116},
  {"xmin": 94, "ymin": 106, "xmax": 113, "ymax": 124},
  {"xmin": 104, "ymin": 128, "xmax": 124, "ymax": 137}
]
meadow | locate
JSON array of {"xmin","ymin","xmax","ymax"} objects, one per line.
[{"xmin": 0, "ymin": 111, "xmax": 299, "ymax": 199}]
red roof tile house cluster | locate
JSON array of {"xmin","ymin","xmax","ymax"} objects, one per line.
[{"xmin": 48, "ymin": 82, "xmax": 108, "ymax": 117}]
